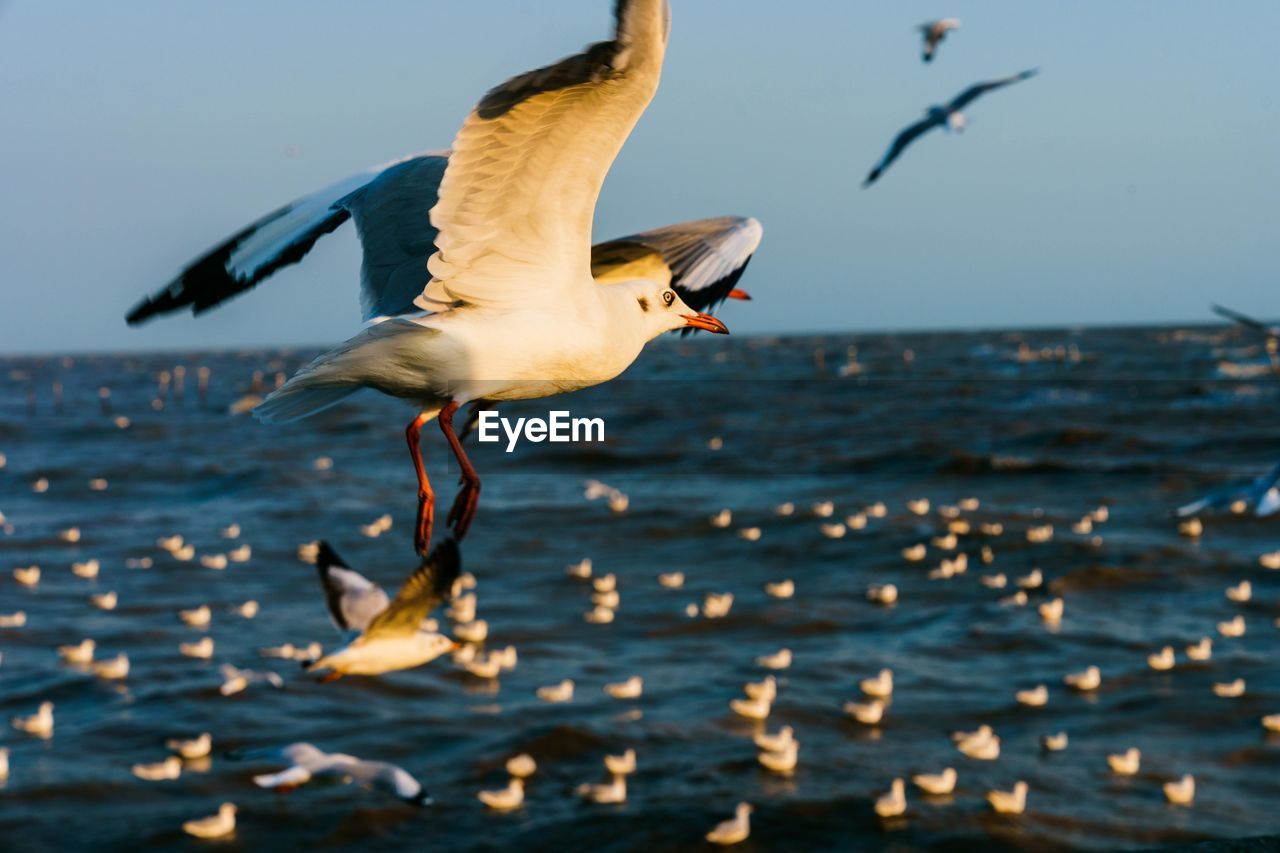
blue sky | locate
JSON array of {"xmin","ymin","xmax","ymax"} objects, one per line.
[{"xmin": 1, "ymin": 1, "xmax": 1277, "ymax": 353}]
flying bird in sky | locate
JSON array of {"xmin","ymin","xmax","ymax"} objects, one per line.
[
  {"xmin": 1212, "ymin": 304, "xmax": 1280, "ymax": 340},
  {"xmin": 128, "ymin": 0, "xmax": 752, "ymax": 555},
  {"xmin": 863, "ymin": 69, "xmax": 1040, "ymax": 188},
  {"xmin": 919, "ymin": 18, "xmax": 961, "ymax": 63}
]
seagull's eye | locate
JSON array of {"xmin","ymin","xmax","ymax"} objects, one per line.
[{"xmin": 662, "ymin": 291, "xmax": 675, "ymax": 307}]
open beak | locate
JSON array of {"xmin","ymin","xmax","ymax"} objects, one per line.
[
  {"xmin": 727, "ymin": 288, "xmax": 752, "ymax": 301},
  {"xmin": 450, "ymin": 641, "xmax": 463, "ymax": 651},
  {"xmin": 682, "ymin": 313, "xmax": 730, "ymax": 335}
]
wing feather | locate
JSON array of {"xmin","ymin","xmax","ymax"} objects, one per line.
[
  {"xmin": 423, "ymin": 0, "xmax": 670, "ymax": 309},
  {"xmin": 591, "ymin": 216, "xmax": 763, "ymax": 313},
  {"xmin": 864, "ymin": 115, "xmax": 941, "ymax": 187},
  {"xmin": 365, "ymin": 539, "xmax": 461, "ymax": 639}
]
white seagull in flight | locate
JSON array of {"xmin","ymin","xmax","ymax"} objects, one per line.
[
  {"xmin": 238, "ymin": 742, "xmax": 431, "ymax": 806},
  {"xmin": 919, "ymin": 19, "xmax": 961, "ymax": 63},
  {"xmin": 306, "ymin": 539, "xmax": 460, "ymax": 680},
  {"xmin": 127, "ymin": 0, "xmax": 747, "ymax": 554},
  {"xmin": 863, "ymin": 69, "xmax": 1039, "ymax": 188}
]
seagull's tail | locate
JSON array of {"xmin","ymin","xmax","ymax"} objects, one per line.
[{"xmin": 255, "ymin": 319, "xmax": 440, "ymax": 424}]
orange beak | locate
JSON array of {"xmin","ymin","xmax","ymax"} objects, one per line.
[
  {"xmin": 727, "ymin": 288, "xmax": 752, "ymax": 301},
  {"xmin": 682, "ymin": 313, "xmax": 730, "ymax": 334}
]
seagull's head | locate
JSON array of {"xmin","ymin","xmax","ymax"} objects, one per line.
[
  {"xmin": 947, "ymin": 111, "xmax": 967, "ymax": 133},
  {"xmin": 624, "ymin": 280, "xmax": 729, "ymax": 339},
  {"xmin": 413, "ymin": 632, "xmax": 459, "ymax": 665}
]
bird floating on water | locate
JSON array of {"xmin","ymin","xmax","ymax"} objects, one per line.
[
  {"xmin": 1064, "ymin": 666, "xmax": 1101, "ymax": 691},
  {"xmin": 12, "ymin": 701, "xmax": 54, "ymax": 737},
  {"xmin": 756, "ymin": 649, "xmax": 792, "ymax": 670},
  {"xmin": 1107, "ymin": 748, "xmax": 1140, "ymax": 776},
  {"xmin": 754, "ymin": 726, "xmax": 794, "ymax": 753},
  {"xmin": 478, "ymin": 777, "xmax": 524, "ymax": 811},
  {"xmin": 1041, "ymin": 731, "xmax": 1069, "ymax": 752},
  {"xmin": 987, "ymin": 781, "xmax": 1028, "ymax": 815},
  {"xmin": 183, "ymin": 803, "xmax": 236, "ymax": 839},
  {"xmin": 758, "ymin": 739, "xmax": 798, "ymax": 774},
  {"xmin": 578, "ymin": 773, "xmax": 627, "ymax": 803},
  {"xmin": 705, "ymin": 803, "xmax": 752, "ymax": 846},
  {"xmin": 860, "ymin": 669, "xmax": 894, "ymax": 698},
  {"xmin": 875, "ymin": 778, "xmax": 907, "ymax": 818},
  {"xmin": 1163, "ymin": 774, "xmax": 1195, "ymax": 806},
  {"xmin": 537, "ymin": 679, "xmax": 575, "ymax": 704},
  {"xmin": 1186, "ymin": 637, "xmax": 1213, "ymax": 661},
  {"xmin": 913, "ymin": 767, "xmax": 957, "ymax": 795},
  {"xmin": 1148, "ymin": 646, "xmax": 1175, "ymax": 671},
  {"xmin": 167, "ymin": 732, "xmax": 212, "ymax": 759},
  {"xmin": 132, "ymin": 756, "xmax": 182, "ymax": 782},
  {"xmin": 604, "ymin": 676, "xmax": 643, "ymax": 700}
]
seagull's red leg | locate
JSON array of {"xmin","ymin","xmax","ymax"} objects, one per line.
[
  {"xmin": 438, "ymin": 400, "xmax": 482, "ymax": 540},
  {"xmin": 406, "ymin": 412, "xmax": 435, "ymax": 556}
]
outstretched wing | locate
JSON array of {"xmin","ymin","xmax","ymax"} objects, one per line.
[
  {"xmin": 365, "ymin": 539, "xmax": 461, "ymax": 639},
  {"xmin": 421, "ymin": 0, "xmax": 671, "ymax": 310},
  {"xmin": 337, "ymin": 153, "xmax": 449, "ymax": 319},
  {"xmin": 1212, "ymin": 303, "xmax": 1279, "ymax": 337},
  {"xmin": 591, "ymin": 216, "xmax": 762, "ymax": 312},
  {"xmin": 864, "ymin": 115, "xmax": 942, "ymax": 187},
  {"xmin": 314, "ymin": 542, "xmax": 390, "ymax": 633},
  {"xmin": 948, "ymin": 68, "xmax": 1039, "ymax": 112}
]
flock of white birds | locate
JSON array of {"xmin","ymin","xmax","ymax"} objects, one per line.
[{"xmin": 6, "ymin": 442, "xmax": 1280, "ymax": 843}]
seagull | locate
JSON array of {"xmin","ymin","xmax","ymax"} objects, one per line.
[
  {"xmin": 220, "ymin": 664, "xmax": 285, "ymax": 696},
  {"xmin": 706, "ymin": 803, "xmax": 753, "ymax": 846},
  {"xmin": 744, "ymin": 675, "xmax": 777, "ymax": 702},
  {"xmin": 478, "ymin": 777, "xmax": 524, "ymax": 811},
  {"xmin": 986, "ymin": 781, "xmax": 1028, "ymax": 815},
  {"xmin": 1148, "ymin": 646, "xmax": 1175, "ymax": 671},
  {"xmin": 843, "ymin": 699, "xmax": 885, "ymax": 725},
  {"xmin": 577, "ymin": 773, "xmax": 627, "ymax": 803},
  {"xmin": 58, "ymin": 638, "xmax": 96, "ymax": 665},
  {"xmin": 182, "ymin": 803, "xmax": 236, "ymax": 839},
  {"xmin": 753, "ymin": 725, "xmax": 794, "ymax": 753},
  {"xmin": 167, "ymin": 732, "xmax": 212, "ymax": 759},
  {"xmin": 757, "ymin": 739, "xmax": 799, "ymax": 773},
  {"xmin": 127, "ymin": 2, "xmax": 750, "ymax": 557},
  {"xmin": 919, "ymin": 19, "xmax": 961, "ymax": 63},
  {"xmin": 506, "ymin": 754, "xmax": 537, "ymax": 778},
  {"xmin": 913, "ymin": 767, "xmax": 957, "ymax": 795},
  {"xmin": 604, "ymin": 748, "xmax": 637, "ymax": 776},
  {"xmin": 755, "ymin": 648, "xmax": 792, "ymax": 670},
  {"xmin": 1107, "ymin": 748, "xmax": 1140, "ymax": 776},
  {"xmin": 603, "ymin": 676, "xmax": 643, "ymax": 700},
  {"xmin": 12, "ymin": 701, "xmax": 54, "ymax": 738},
  {"xmin": 860, "ymin": 668, "xmax": 894, "ymax": 698},
  {"xmin": 305, "ymin": 539, "xmax": 460, "ymax": 680},
  {"xmin": 1212, "ymin": 303, "xmax": 1280, "ymax": 341},
  {"xmin": 536, "ymin": 679, "xmax": 575, "ymax": 703},
  {"xmin": 241, "ymin": 742, "xmax": 431, "ymax": 805},
  {"xmin": 132, "ymin": 756, "xmax": 182, "ymax": 781},
  {"xmin": 1186, "ymin": 637, "xmax": 1213, "ymax": 661},
  {"xmin": 864, "ymin": 69, "xmax": 1040, "ymax": 187},
  {"xmin": 875, "ymin": 778, "xmax": 907, "ymax": 818},
  {"xmin": 1176, "ymin": 462, "xmax": 1280, "ymax": 518},
  {"xmin": 1163, "ymin": 774, "xmax": 1195, "ymax": 806},
  {"xmin": 1040, "ymin": 731, "xmax": 1069, "ymax": 752},
  {"xmin": 1064, "ymin": 665, "xmax": 1101, "ymax": 691}
]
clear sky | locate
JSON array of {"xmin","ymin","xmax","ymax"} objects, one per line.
[{"xmin": 1, "ymin": 1, "xmax": 1277, "ymax": 354}]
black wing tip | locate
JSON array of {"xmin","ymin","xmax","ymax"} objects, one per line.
[
  {"xmin": 315, "ymin": 541, "xmax": 347, "ymax": 569},
  {"xmin": 863, "ymin": 170, "xmax": 880, "ymax": 188},
  {"xmin": 428, "ymin": 537, "xmax": 461, "ymax": 590}
]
